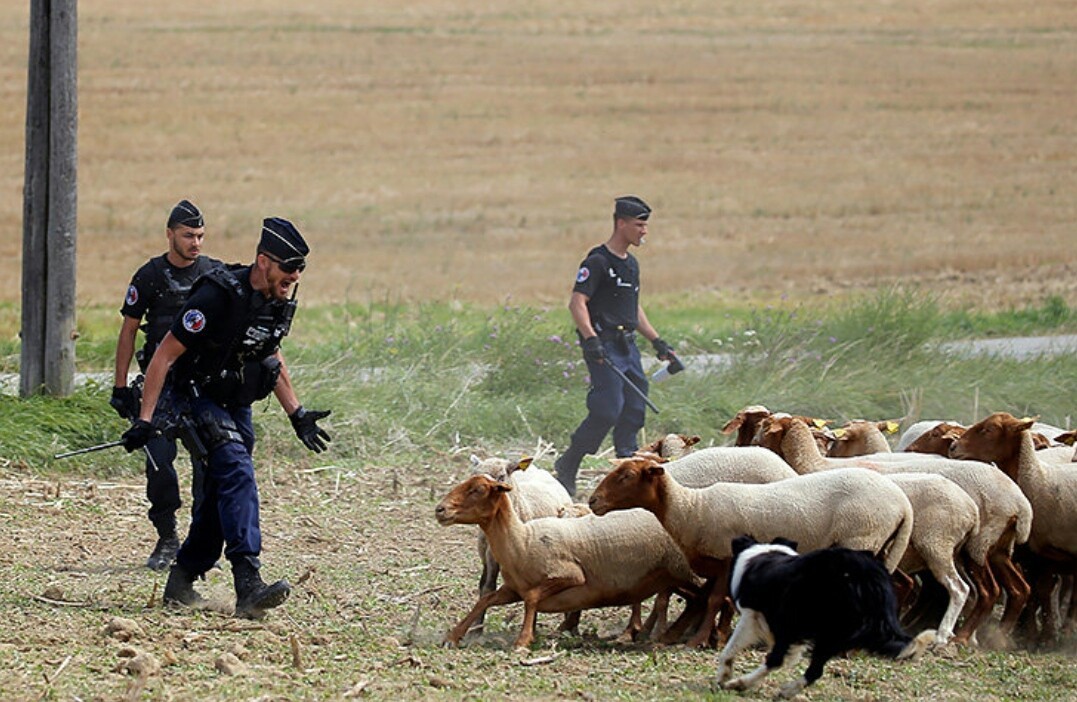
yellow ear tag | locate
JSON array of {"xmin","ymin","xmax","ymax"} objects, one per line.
[
  {"xmin": 886, "ymin": 421, "xmax": 899, "ymax": 434},
  {"xmin": 832, "ymin": 428, "xmax": 846, "ymax": 438},
  {"xmin": 813, "ymin": 418, "xmax": 828, "ymax": 429},
  {"xmin": 517, "ymin": 457, "xmax": 534, "ymax": 471}
]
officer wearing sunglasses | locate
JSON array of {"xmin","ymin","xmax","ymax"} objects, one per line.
[{"xmin": 122, "ymin": 216, "xmax": 331, "ymax": 619}]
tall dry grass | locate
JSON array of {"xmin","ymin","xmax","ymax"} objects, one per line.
[{"xmin": 1, "ymin": 1, "xmax": 1074, "ymax": 307}]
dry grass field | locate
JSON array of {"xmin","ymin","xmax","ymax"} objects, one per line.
[{"xmin": 1, "ymin": 1, "xmax": 1075, "ymax": 309}]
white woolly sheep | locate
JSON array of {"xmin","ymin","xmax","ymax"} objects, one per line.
[
  {"xmin": 640, "ymin": 446, "xmax": 799, "ymax": 489},
  {"xmin": 589, "ymin": 458, "xmax": 914, "ymax": 649},
  {"xmin": 950, "ymin": 413, "xmax": 1077, "ymax": 638},
  {"xmin": 468, "ymin": 456, "xmax": 574, "ymax": 634},
  {"xmin": 436, "ymin": 474, "xmax": 701, "ymax": 650},
  {"xmin": 759, "ymin": 415, "xmax": 1033, "ymax": 643}
]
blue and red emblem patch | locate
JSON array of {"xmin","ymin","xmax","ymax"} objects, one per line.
[
  {"xmin": 576, "ymin": 266, "xmax": 590, "ymax": 284},
  {"xmin": 182, "ymin": 309, "xmax": 206, "ymax": 333},
  {"xmin": 125, "ymin": 285, "xmax": 139, "ymax": 306}
]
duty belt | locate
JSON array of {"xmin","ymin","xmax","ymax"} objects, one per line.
[{"xmin": 597, "ymin": 325, "xmax": 636, "ymax": 342}]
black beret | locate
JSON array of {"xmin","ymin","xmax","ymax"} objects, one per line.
[
  {"xmin": 259, "ymin": 217, "xmax": 309, "ymax": 264},
  {"xmin": 614, "ymin": 195, "xmax": 651, "ymax": 221},
  {"xmin": 168, "ymin": 199, "xmax": 204, "ymax": 229}
]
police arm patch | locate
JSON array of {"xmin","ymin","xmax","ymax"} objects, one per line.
[
  {"xmin": 125, "ymin": 285, "xmax": 139, "ymax": 306},
  {"xmin": 576, "ymin": 266, "xmax": 591, "ymax": 283},
  {"xmin": 182, "ymin": 309, "xmax": 206, "ymax": 333}
]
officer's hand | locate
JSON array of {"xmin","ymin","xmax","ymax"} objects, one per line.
[
  {"xmin": 110, "ymin": 386, "xmax": 140, "ymax": 420},
  {"xmin": 580, "ymin": 336, "xmax": 607, "ymax": 364},
  {"xmin": 121, "ymin": 419, "xmax": 157, "ymax": 453},
  {"xmin": 651, "ymin": 337, "xmax": 676, "ymax": 361},
  {"xmin": 290, "ymin": 407, "xmax": 332, "ymax": 453}
]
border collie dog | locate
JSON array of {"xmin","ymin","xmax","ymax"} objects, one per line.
[{"xmin": 716, "ymin": 535, "xmax": 934, "ymax": 699}]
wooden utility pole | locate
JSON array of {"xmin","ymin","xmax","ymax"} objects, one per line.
[{"xmin": 21, "ymin": 0, "xmax": 77, "ymax": 397}]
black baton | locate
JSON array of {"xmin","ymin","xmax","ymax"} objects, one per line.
[{"xmin": 607, "ymin": 363, "xmax": 660, "ymax": 414}]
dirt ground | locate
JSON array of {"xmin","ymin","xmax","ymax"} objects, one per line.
[{"xmin": 1, "ymin": 451, "xmax": 1075, "ymax": 700}]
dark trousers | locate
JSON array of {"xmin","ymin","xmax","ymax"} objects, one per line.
[
  {"xmin": 146, "ymin": 391, "xmax": 206, "ymax": 540},
  {"xmin": 175, "ymin": 399, "xmax": 260, "ymax": 577},
  {"xmin": 562, "ymin": 336, "xmax": 649, "ymax": 471}
]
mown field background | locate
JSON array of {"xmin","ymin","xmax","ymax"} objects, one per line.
[{"xmin": 1, "ymin": 1, "xmax": 1076, "ymax": 700}]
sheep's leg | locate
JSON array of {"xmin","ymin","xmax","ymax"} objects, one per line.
[
  {"xmin": 514, "ymin": 598, "xmax": 541, "ymax": 650},
  {"xmin": 688, "ymin": 563, "xmax": 731, "ymax": 649},
  {"xmin": 1063, "ymin": 576, "xmax": 1077, "ymax": 635},
  {"xmin": 614, "ymin": 602, "xmax": 644, "ymax": 644},
  {"xmin": 445, "ymin": 585, "xmax": 521, "ymax": 646},
  {"xmin": 926, "ymin": 560, "xmax": 971, "ymax": 645},
  {"xmin": 715, "ymin": 609, "xmax": 768, "ymax": 686},
  {"xmin": 640, "ymin": 590, "xmax": 670, "ymax": 641},
  {"xmin": 952, "ymin": 559, "xmax": 998, "ymax": 644},
  {"xmin": 892, "ymin": 569, "xmax": 917, "ymax": 610},
  {"xmin": 557, "ymin": 610, "xmax": 581, "ymax": 635},
  {"xmin": 661, "ymin": 586, "xmax": 708, "ymax": 643},
  {"xmin": 472, "ymin": 539, "xmax": 500, "ymax": 635},
  {"xmin": 990, "ymin": 552, "xmax": 1031, "ymax": 635}
]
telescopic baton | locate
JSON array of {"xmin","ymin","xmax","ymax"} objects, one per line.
[{"xmin": 607, "ymin": 363, "xmax": 660, "ymax": 414}]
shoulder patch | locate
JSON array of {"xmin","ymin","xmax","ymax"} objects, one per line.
[
  {"xmin": 576, "ymin": 266, "xmax": 590, "ymax": 284},
  {"xmin": 125, "ymin": 285, "xmax": 139, "ymax": 306},
  {"xmin": 182, "ymin": 309, "xmax": 206, "ymax": 333}
]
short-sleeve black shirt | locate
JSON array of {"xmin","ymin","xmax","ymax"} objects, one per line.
[{"xmin": 572, "ymin": 244, "xmax": 640, "ymax": 332}]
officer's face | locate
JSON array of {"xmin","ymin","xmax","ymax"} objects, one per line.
[
  {"xmin": 616, "ymin": 217, "xmax": 648, "ymax": 247},
  {"xmin": 167, "ymin": 225, "xmax": 205, "ymax": 262},
  {"xmin": 261, "ymin": 253, "xmax": 303, "ymax": 300}
]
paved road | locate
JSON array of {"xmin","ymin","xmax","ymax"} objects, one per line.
[{"xmin": 4, "ymin": 335, "xmax": 1077, "ymax": 395}]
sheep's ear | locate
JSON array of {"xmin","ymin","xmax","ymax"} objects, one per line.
[
  {"xmin": 720, "ymin": 415, "xmax": 743, "ymax": 434},
  {"xmin": 493, "ymin": 481, "xmax": 513, "ymax": 493},
  {"xmin": 1016, "ymin": 416, "xmax": 1038, "ymax": 432},
  {"xmin": 469, "ymin": 454, "xmax": 482, "ymax": 467},
  {"xmin": 642, "ymin": 463, "xmax": 666, "ymax": 479},
  {"xmin": 515, "ymin": 457, "xmax": 533, "ymax": 472},
  {"xmin": 683, "ymin": 435, "xmax": 702, "ymax": 447}
]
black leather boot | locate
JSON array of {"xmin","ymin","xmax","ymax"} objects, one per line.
[
  {"xmin": 146, "ymin": 534, "xmax": 180, "ymax": 571},
  {"xmin": 232, "ymin": 556, "xmax": 290, "ymax": 619},
  {"xmin": 163, "ymin": 564, "xmax": 206, "ymax": 608}
]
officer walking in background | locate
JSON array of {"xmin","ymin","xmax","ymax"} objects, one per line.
[
  {"xmin": 121, "ymin": 217, "xmax": 332, "ymax": 619},
  {"xmin": 111, "ymin": 199, "xmax": 221, "ymax": 571},
  {"xmin": 554, "ymin": 196, "xmax": 678, "ymax": 496}
]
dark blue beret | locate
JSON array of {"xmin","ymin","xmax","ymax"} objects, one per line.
[{"xmin": 614, "ymin": 195, "xmax": 651, "ymax": 221}]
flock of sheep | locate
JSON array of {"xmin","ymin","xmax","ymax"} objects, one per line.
[{"xmin": 433, "ymin": 408, "xmax": 1077, "ymax": 693}]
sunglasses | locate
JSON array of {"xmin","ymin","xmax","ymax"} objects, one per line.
[{"xmin": 261, "ymin": 251, "xmax": 306, "ymax": 273}]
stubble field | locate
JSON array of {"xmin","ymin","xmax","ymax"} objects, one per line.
[{"xmin": 0, "ymin": 2, "xmax": 1076, "ymax": 700}]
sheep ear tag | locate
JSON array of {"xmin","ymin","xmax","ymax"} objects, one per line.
[
  {"xmin": 832, "ymin": 428, "xmax": 846, "ymax": 438},
  {"xmin": 516, "ymin": 457, "xmax": 534, "ymax": 471},
  {"xmin": 812, "ymin": 418, "xmax": 828, "ymax": 428},
  {"xmin": 885, "ymin": 421, "xmax": 900, "ymax": 434}
]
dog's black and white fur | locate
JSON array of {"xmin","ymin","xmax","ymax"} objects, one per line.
[{"xmin": 716, "ymin": 535, "xmax": 934, "ymax": 699}]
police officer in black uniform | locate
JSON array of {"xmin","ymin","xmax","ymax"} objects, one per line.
[
  {"xmin": 121, "ymin": 216, "xmax": 331, "ymax": 619},
  {"xmin": 111, "ymin": 199, "xmax": 221, "ymax": 570},
  {"xmin": 554, "ymin": 196, "xmax": 678, "ymax": 495}
]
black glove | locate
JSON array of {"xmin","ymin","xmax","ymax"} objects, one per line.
[
  {"xmin": 651, "ymin": 337, "xmax": 675, "ymax": 361},
  {"xmin": 290, "ymin": 406, "xmax": 332, "ymax": 453},
  {"xmin": 110, "ymin": 386, "xmax": 141, "ymax": 420},
  {"xmin": 121, "ymin": 419, "xmax": 157, "ymax": 453},
  {"xmin": 580, "ymin": 336, "xmax": 607, "ymax": 364}
]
